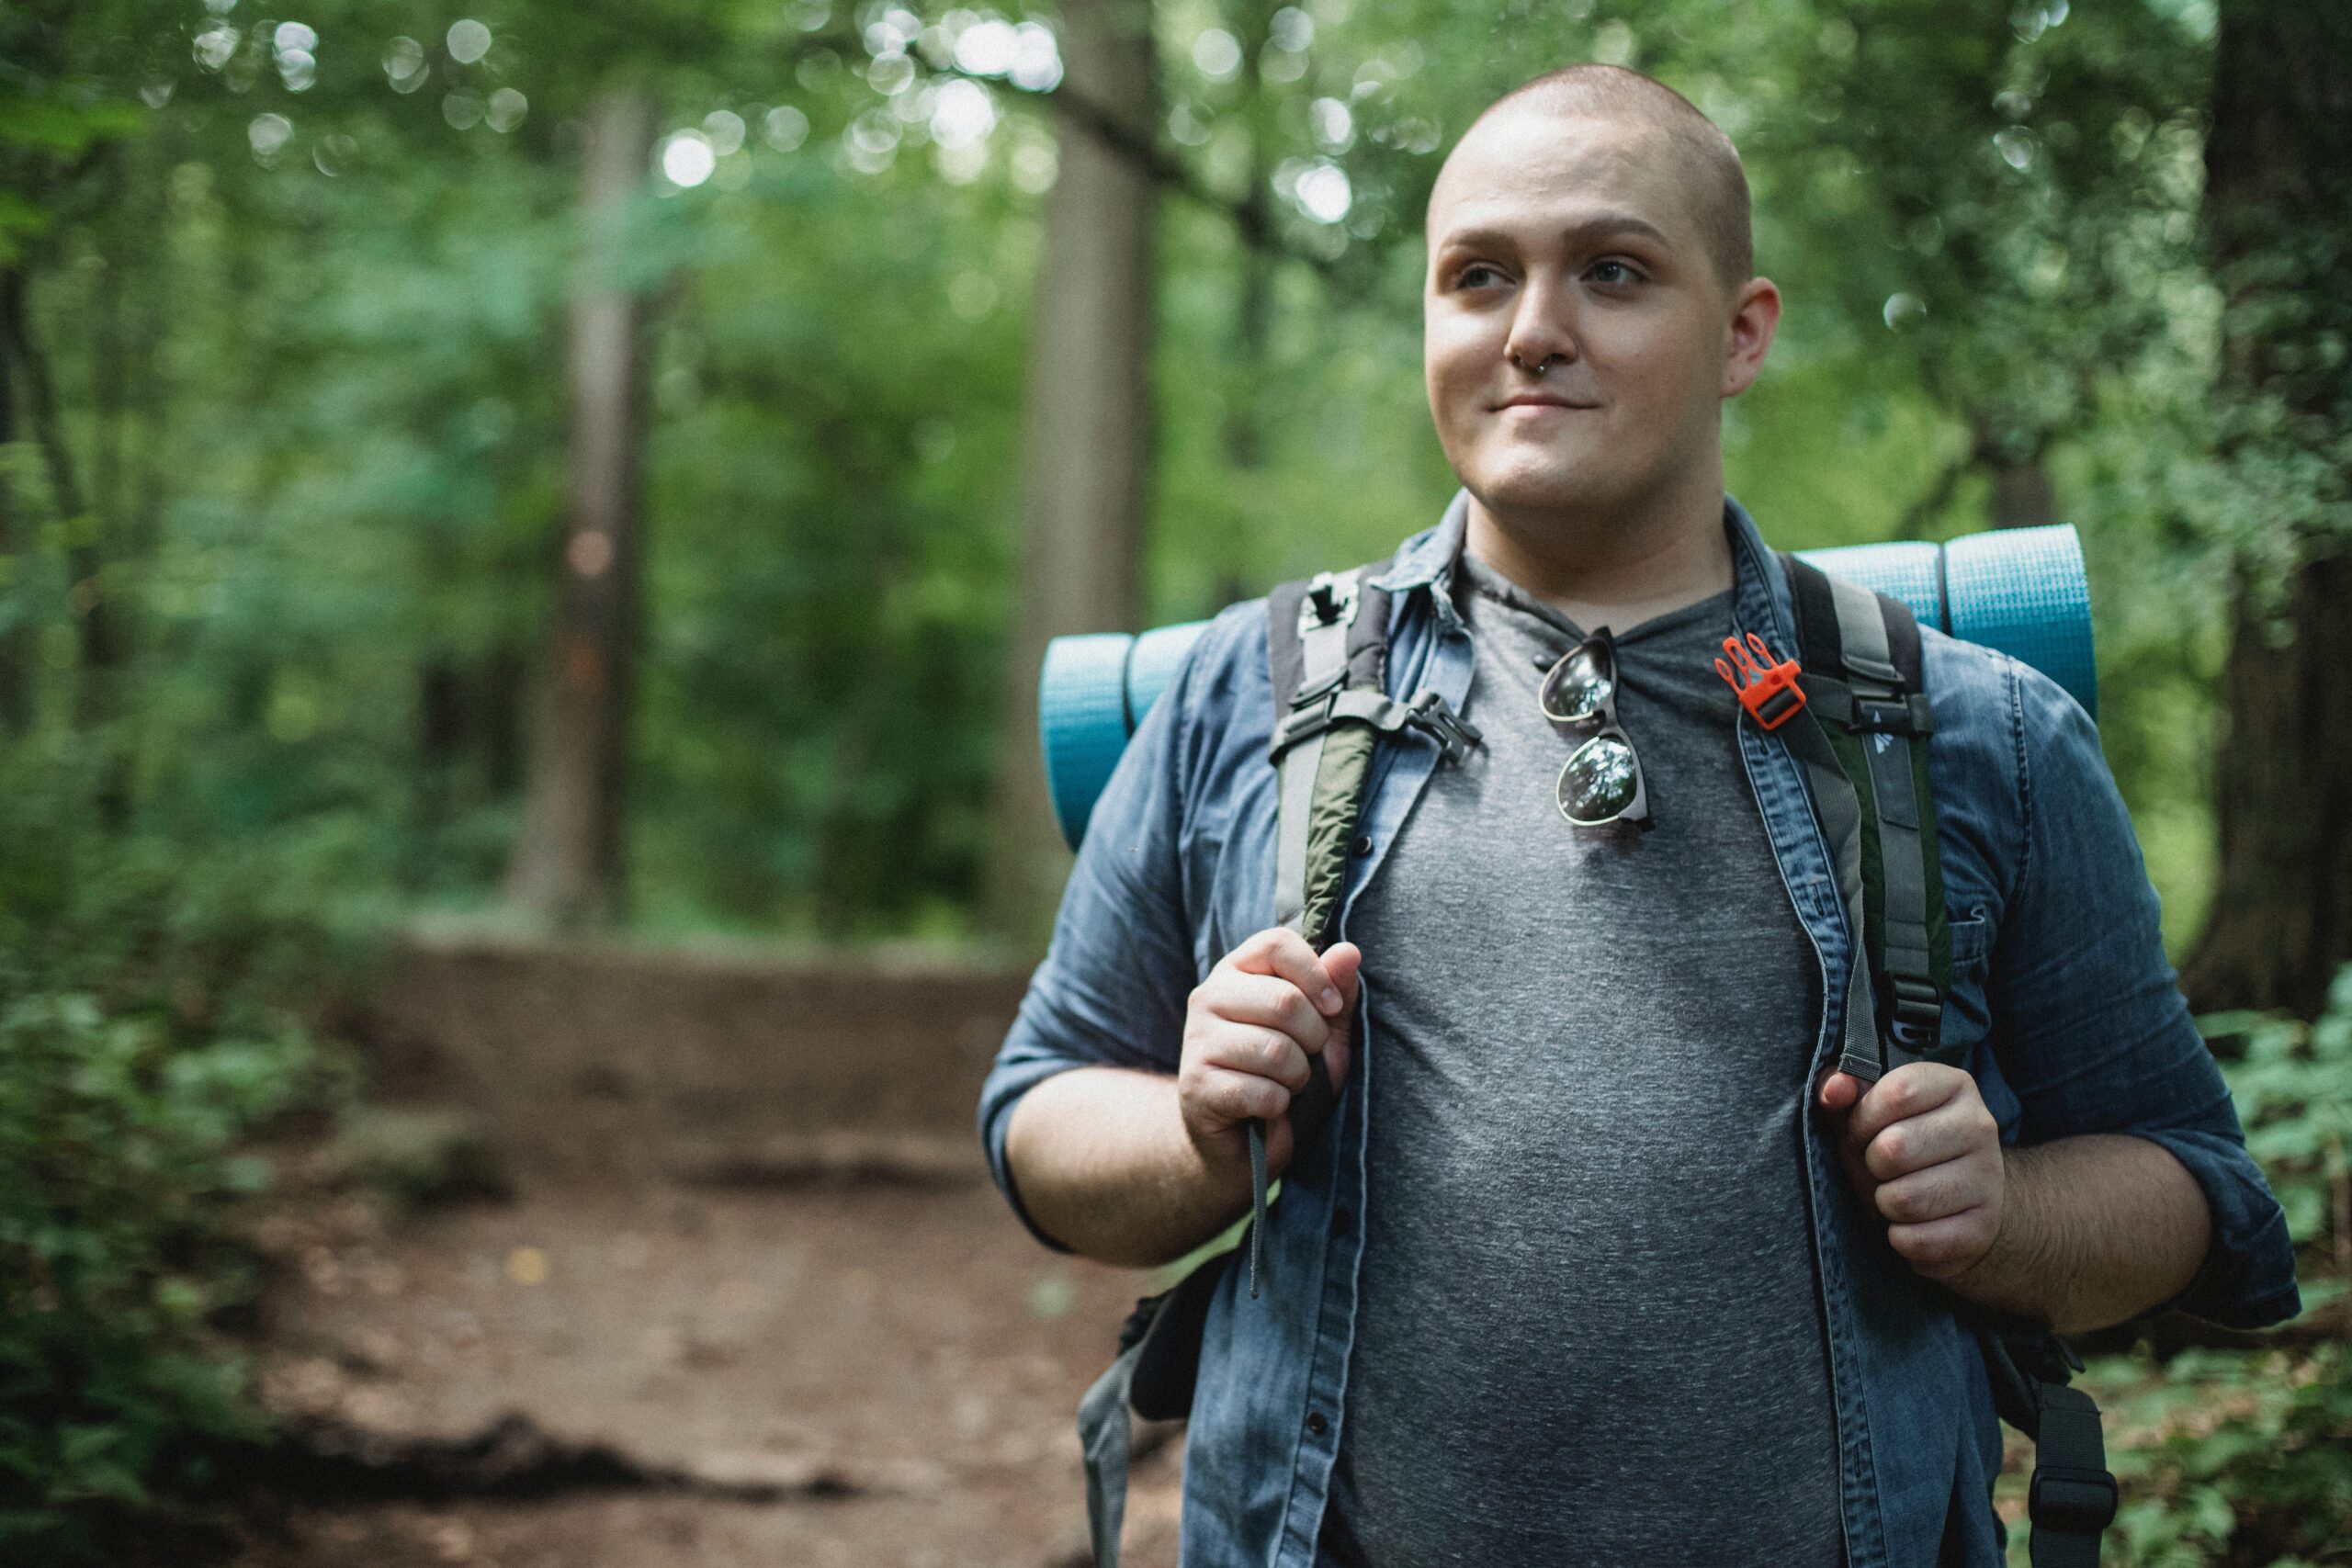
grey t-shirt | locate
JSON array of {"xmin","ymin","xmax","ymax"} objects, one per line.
[{"xmin": 1321, "ymin": 551, "xmax": 1843, "ymax": 1566}]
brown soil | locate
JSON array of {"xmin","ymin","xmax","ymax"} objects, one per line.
[{"xmin": 235, "ymin": 1160, "xmax": 1183, "ymax": 1568}]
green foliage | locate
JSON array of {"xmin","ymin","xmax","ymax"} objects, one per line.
[{"xmin": 0, "ymin": 752, "xmax": 356, "ymax": 1562}]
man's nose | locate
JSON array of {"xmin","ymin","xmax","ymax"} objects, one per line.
[{"xmin": 1502, "ymin": 273, "xmax": 1579, "ymax": 372}]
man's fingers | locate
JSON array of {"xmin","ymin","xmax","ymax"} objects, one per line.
[
  {"xmin": 1228, "ymin": 927, "xmax": 1345, "ymax": 1017},
  {"xmin": 1886, "ymin": 1211, "xmax": 1996, "ymax": 1278},
  {"xmin": 1210, "ymin": 972, "xmax": 1332, "ymax": 1051},
  {"xmin": 1200, "ymin": 1024, "xmax": 1312, "ymax": 1092},
  {"xmin": 1863, "ymin": 1099, "xmax": 1996, "ymax": 1180},
  {"xmin": 1193, "ymin": 1064, "xmax": 1293, "ymax": 1128},
  {"xmin": 1873, "ymin": 1159, "xmax": 1980, "ymax": 1224},
  {"xmin": 1845, "ymin": 1063, "xmax": 1967, "ymax": 1145}
]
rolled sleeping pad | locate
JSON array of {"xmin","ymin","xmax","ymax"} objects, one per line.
[{"xmin": 1040, "ymin": 523, "xmax": 2096, "ymax": 850}]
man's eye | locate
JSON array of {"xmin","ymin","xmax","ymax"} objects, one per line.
[
  {"xmin": 1589, "ymin": 259, "xmax": 1642, "ymax": 286},
  {"xmin": 1456, "ymin": 263, "xmax": 1507, "ymax": 289}
]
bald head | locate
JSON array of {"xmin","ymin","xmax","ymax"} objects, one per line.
[{"xmin": 1435, "ymin": 65, "xmax": 1752, "ymax": 291}]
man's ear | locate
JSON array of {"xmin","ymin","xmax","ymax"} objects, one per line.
[{"xmin": 1721, "ymin": 276, "xmax": 1782, "ymax": 400}]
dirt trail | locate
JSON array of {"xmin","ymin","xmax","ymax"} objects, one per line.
[{"xmin": 238, "ymin": 1155, "xmax": 1183, "ymax": 1568}]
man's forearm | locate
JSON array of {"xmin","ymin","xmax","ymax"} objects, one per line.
[
  {"xmin": 1943, "ymin": 1134, "xmax": 2212, "ymax": 1334},
  {"xmin": 1003, "ymin": 1066, "xmax": 1253, "ymax": 1269}
]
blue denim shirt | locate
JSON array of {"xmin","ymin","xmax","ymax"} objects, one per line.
[{"xmin": 978, "ymin": 492, "xmax": 2300, "ymax": 1568}]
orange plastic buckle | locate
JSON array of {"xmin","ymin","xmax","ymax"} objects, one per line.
[{"xmin": 1714, "ymin": 631, "xmax": 1805, "ymax": 730}]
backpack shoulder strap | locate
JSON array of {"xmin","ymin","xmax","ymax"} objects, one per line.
[
  {"xmin": 1264, "ymin": 562, "xmax": 1478, "ymax": 944},
  {"xmin": 1267, "ymin": 564, "xmax": 1392, "ymax": 943},
  {"xmin": 1238, "ymin": 561, "xmax": 1476, "ymax": 1300},
  {"xmin": 1775, "ymin": 549, "xmax": 1954, "ymax": 1078},
  {"xmin": 1778, "ymin": 550, "xmax": 2117, "ymax": 1564}
]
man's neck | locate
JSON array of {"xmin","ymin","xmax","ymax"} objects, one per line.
[{"xmin": 1462, "ymin": 481, "xmax": 1736, "ymax": 635}]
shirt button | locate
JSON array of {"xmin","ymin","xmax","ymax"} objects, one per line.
[
  {"xmin": 1306, "ymin": 1410, "xmax": 1329, "ymax": 1436},
  {"xmin": 1351, "ymin": 834, "xmax": 1373, "ymax": 856}
]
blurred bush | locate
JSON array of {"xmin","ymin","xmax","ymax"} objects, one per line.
[{"xmin": 0, "ymin": 746, "xmax": 358, "ymax": 1563}]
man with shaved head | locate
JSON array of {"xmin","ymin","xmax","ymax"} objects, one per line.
[{"xmin": 980, "ymin": 63, "xmax": 2294, "ymax": 1567}]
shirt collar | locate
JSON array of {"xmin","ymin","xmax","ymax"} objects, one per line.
[{"xmin": 1372, "ymin": 488, "xmax": 1797, "ymax": 649}]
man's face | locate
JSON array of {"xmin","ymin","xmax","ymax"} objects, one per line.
[{"xmin": 1424, "ymin": 107, "xmax": 1754, "ymax": 522}]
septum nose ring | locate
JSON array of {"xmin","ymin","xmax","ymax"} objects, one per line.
[{"xmin": 1510, "ymin": 347, "xmax": 1555, "ymax": 377}]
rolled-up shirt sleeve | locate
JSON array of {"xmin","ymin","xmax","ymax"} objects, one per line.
[
  {"xmin": 976, "ymin": 615, "xmax": 1232, "ymax": 1251},
  {"xmin": 1986, "ymin": 658, "xmax": 2300, "ymax": 1329}
]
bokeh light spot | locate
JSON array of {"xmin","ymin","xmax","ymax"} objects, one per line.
[
  {"xmin": 248, "ymin": 112, "xmax": 293, "ymax": 162},
  {"xmin": 1295, "ymin": 161, "xmax": 1351, "ymax": 223},
  {"xmin": 446, "ymin": 18, "xmax": 492, "ymax": 64},
  {"xmin": 704, "ymin": 109, "xmax": 746, "ymax": 156},
  {"xmin": 1192, "ymin": 28, "xmax": 1241, "ymax": 80},
  {"xmin": 487, "ymin": 87, "xmax": 527, "ymax": 133},
  {"xmin": 763, "ymin": 105, "xmax": 810, "ymax": 152},
  {"xmin": 662, "ymin": 130, "xmax": 716, "ymax": 186}
]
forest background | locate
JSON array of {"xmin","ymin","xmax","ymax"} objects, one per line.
[{"xmin": 2, "ymin": 0, "xmax": 2348, "ymax": 1562}]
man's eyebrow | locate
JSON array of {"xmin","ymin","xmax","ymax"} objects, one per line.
[{"xmin": 1433, "ymin": 212, "xmax": 1676, "ymax": 254}]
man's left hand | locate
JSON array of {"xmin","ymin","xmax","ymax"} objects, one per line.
[{"xmin": 1819, "ymin": 1065, "xmax": 2005, "ymax": 1281}]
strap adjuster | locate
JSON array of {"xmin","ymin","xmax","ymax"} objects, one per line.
[
  {"xmin": 1270, "ymin": 687, "xmax": 1482, "ymax": 765},
  {"xmin": 1883, "ymin": 974, "xmax": 1942, "ymax": 1049},
  {"xmin": 2029, "ymin": 1467, "xmax": 2118, "ymax": 1535},
  {"xmin": 1402, "ymin": 690, "xmax": 1479, "ymax": 765},
  {"xmin": 1852, "ymin": 693, "xmax": 1933, "ymax": 736}
]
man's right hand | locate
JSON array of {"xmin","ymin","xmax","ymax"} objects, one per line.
[{"xmin": 1178, "ymin": 928, "xmax": 1363, "ymax": 1185}]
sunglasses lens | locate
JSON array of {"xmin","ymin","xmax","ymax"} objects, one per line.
[
  {"xmin": 1541, "ymin": 643, "xmax": 1613, "ymax": 724},
  {"xmin": 1559, "ymin": 735, "xmax": 1640, "ymax": 824}
]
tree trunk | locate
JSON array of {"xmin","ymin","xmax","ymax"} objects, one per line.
[
  {"xmin": 0, "ymin": 273, "xmax": 26, "ymax": 734},
  {"xmin": 1989, "ymin": 457, "xmax": 2054, "ymax": 529},
  {"xmin": 2178, "ymin": 0, "xmax": 2352, "ymax": 1019},
  {"xmin": 981, "ymin": 0, "xmax": 1159, "ymax": 943},
  {"xmin": 0, "ymin": 267, "xmax": 117, "ymax": 725},
  {"xmin": 503, "ymin": 90, "xmax": 659, "ymax": 929}
]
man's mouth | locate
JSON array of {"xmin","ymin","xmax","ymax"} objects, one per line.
[{"xmin": 1495, "ymin": 394, "xmax": 1600, "ymax": 412}]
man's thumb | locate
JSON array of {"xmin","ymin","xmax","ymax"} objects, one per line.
[
  {"xmin": 1817, "ymin": 1069, "xmax": 1864, "ymax": 1115},
  {"xmin": 1323, "ymin": 942, "xmax": 1364, "ymax": 1014}
]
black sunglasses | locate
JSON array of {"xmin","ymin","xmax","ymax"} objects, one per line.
[{"xmin": 1536, "ymin": 630, "xmax": 1653, "ymax": 831}]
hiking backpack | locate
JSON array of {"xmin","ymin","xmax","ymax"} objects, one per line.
[{"xmin": 1077, "ymin": 552, "xmax": 2117, "ymax": 1568}]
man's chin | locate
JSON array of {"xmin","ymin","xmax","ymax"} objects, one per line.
[{"xmin": 1462, "ymin": 462, "xmax": 1627, "ymax": 520}]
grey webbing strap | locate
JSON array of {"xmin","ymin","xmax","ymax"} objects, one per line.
[
  {"xmin": 1823, "ymin": 584, "xmax": 1941, "ymax": 1063},
  {"xmin": 1080, "ymin": 1337, "xmax": 1143, "ymax": 1568},
  {"xmin": 1799, "ymin": 748, "xmax": 1885, "ymax": 1083},
  {"xmin": 1254, "ymin": 570, "xmax": 1362, "ymax": 1300},
  {"xmin": 1827, "ymin": 573, "xmax": 1904, "ymax": 685}
]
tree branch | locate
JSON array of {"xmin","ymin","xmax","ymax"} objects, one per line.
[{"xmin": 933, "ymin": 62, "xmax": 1334, "ymax": 276}]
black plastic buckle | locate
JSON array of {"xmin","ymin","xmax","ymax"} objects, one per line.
[
  {"xmin": 2029, "ymin": 1466, "xmax": 2119, "ymax": 1535},
  {"xmin": 1403, "ymin": 691, "xmax": 1479, "ymax": 765}
]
